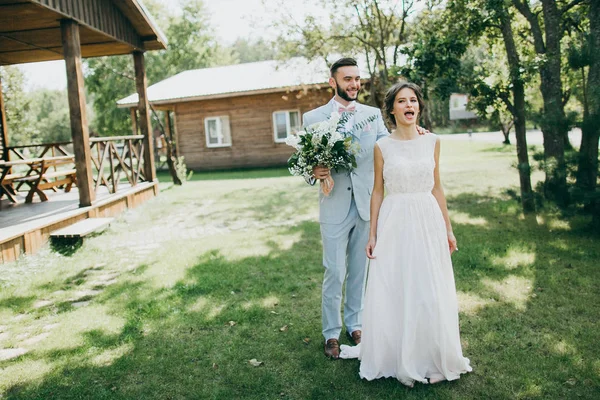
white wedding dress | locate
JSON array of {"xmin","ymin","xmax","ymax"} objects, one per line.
[{"xmin": 358, "ymin": 133, "xmax": 472, "ymax": 386}]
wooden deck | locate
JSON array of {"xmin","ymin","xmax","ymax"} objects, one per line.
[{"xmin": 0, "ymin": 181, "xmax": 158, "ymax": 263}]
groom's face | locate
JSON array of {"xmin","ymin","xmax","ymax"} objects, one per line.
[{"xmin": 330, "ymin": 66, "xmax": 361, "ymax": 103}]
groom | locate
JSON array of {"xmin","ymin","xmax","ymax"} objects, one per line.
[{"xmin": 303, "ymin": 58, "xmax": 389, "ymax": 359}]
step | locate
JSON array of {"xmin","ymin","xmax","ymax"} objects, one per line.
[{"xmin": 50, "ymin": 218, "xmax": 114, "ymax": 239}]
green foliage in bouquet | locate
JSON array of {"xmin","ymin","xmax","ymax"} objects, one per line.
[{"xmin": 286, "ymin": 112, "xmax": 378, "ymax": 182}]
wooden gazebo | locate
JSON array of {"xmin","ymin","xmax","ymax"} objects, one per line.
[{"xmin": 0, "ymin": 0, "xmax": 167, "ymax": 262}]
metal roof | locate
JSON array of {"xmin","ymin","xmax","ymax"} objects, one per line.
[{"xmin": 117, "ymin": 57, "xmax": 340, "ymax": 107}]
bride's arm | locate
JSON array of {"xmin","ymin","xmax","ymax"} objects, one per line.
[
  {"xmin": 431, "ymin": 137, "xmax": 458, "ymax": 254},
  {"xmin": 366, "ymin": 144, "xmax": 385, "ymax": 259}
]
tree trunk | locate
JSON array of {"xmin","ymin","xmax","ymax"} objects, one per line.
[
  {"xmin": 149, "ymin": 106, "xmax": 182, "ymax": 185},
  {"xmin": 501, "ymin": 129, "xmax": 510, "ymax": 145},
  {"xmin": 513, "ymin": 84, "xmax": 536, "ymax": 213},
  {"xmin": 369, "ymin": 76, "xmax": 381, "ymax": 109},
  {"xmin": 577, "ymin": 0, "xmax": 600, "ymax": 231},
  {"xmin": 501, "ymin": 119, "xmax": 513, "ymax": 144},
  {"xmin": 421, "ymin": 81, "xmax": 434, "ymax": 131},
  {"xmin": 164, "ymin": 110, "xmax": 182, "ymax": 185},
  {"xmin": 578, "ymin": 120, "xmax": 599, "ymax": 192},
  {"xmin": 538, "ymin": 0, "xmax": 569, "ymax": 206},
  {"xmin": 500, "ymin": 11, "xmax": 535, "ymax": 213},
  {"xmin": 514, "ymin": 0, "xmax": 569, "ymax": 206}
]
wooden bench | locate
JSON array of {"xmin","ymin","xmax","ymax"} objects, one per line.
[
  {"xmin": 0, "ymin": 172, "xmax": 25, "ymax": 203},
  {"xmin": 1, "ymin": 158, "xmax": 43, "ymax": 204},
  {"xmin": 12, "ymin": 156, "xmax": 77, "ymax": 203},
  {"xmin": 50, "ymin": 218, "xmax": 114, "ymax": 239}
]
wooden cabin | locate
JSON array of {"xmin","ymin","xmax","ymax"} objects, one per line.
[
  {"xmin": 0, "ymin": 0, "xmax": 167, "ymax": 262},
  {"xmin": 117, "ymin": 58, "xmax": 335, "ymax": 170}
]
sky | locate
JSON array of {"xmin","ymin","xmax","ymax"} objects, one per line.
[{"xmin": 17, "ymin": 0, "xmax": 283, "ymax": 91}]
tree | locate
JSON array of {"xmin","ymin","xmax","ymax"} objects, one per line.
[
  {"xmin": 573, "ymin": 0, "xmax": 599, "ymax": 229},
  {"xmin": 1, "ymin": 68, "xmax": 73, "ymax": 148},
  {"xmin": 229, "ymin": 38, "xmax": 276, "ymax": 63},
  {"xmin": 85, "ymin": 56, "xmax": 134, "ymax": 136},
  {"xmin": 494, "ymin": 1, "xmax": 536, "ymax": 213},
  {"xmin": 145, "ymin": 0, "xmax": 235, "ymax": 84},
  {"xmin": 400, "ymin": 6, "xmax": 472, "ymax": 130},
  {"xmin": 84, "ymin": 0, "xmax": 231, "ymax": 137},
  {"xmin": 29, "ymin": 89, "xmax": 71, "ymax": 143},
  {"xmin": 269, "ymin": 0, "xmax": 416, "ymax": 108},
  {"xmin": 511, "ymin": 0, "xmax": 586, "ymax": 207},
  {"xmin": 488, "ymin": 107, "xmax": 515, "ymax": 145},
  {"xmin": 0, "ymin": 66, "xmax": 35, "ymax": 146},
  {"xmin": 451, "ymin": 0, "xmax": 535, "ymax": 213}
]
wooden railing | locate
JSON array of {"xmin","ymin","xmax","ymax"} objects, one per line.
[
  {"xmin": 7, "ymin": 142, "xmax": 73, "ymax": 160},
  {"xmin": 89, "ymin": 135, "xmax": 146, "ymax": 194},
  {"xmin": 4, "ymin": 137, "xmax": 148, "ymax": 196}
]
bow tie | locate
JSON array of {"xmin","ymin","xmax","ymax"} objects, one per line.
[{"xmin": 338, "ymin": 105, "xmax": 356, "ymax": 113}]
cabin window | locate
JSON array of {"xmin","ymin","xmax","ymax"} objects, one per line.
[
  {"xmin": 205, "ymin": 116, "xmax": 232, "ymax": 148},
  {"xmin": 273, "ymin": 110, "xmax": 300, "ymax": 143}
]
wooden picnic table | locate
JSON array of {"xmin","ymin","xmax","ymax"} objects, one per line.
[
  {"xmin": 0, "ymin": 158, "xmax": 43, "ymax": 203},
  {"xmin": 0, "ymin": 155, "xmax": 76, "ymax": 205}
]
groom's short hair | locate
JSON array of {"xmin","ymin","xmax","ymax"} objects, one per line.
[{"xmin": 330, "ymin": 58, "xmax": 358, "ymax": 77}]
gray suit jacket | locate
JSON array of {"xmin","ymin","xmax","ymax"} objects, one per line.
[{"xmin": 303, "ymin": 99, "xmax": 389, "ymax": 224}]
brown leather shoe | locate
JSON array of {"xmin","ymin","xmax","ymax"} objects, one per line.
[
  {"xmin": 348, "ymin": 330, "xmax": 361, "ymax": 345},
  {"xmin": 324, "ymin": 338, "xmax": 340, "ymax": 359}
]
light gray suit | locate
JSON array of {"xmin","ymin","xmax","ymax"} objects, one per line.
[{"xmin": 303, "ymin": 98, "xmax": 389, "ymax": 340}]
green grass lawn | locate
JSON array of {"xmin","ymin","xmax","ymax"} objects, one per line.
[
  {"xmin": 0, "ymin": 140, "xmax": 598, "ymax": 399},
  {"xmin": 156, "ymin": 166, "xmax": 291, "ymax": 182}
]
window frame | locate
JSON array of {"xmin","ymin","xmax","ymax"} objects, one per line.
[
  {"xmin": 204, "ymin": 115, "xmax": 232, "ymax": 148},
  {"xmin": 272, "ymin": 109, "xmax": 301, "ymax": 143}
]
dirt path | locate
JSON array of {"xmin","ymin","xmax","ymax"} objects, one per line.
[{"xmin": 440, "ymin": 128, "xmax": 583, "ymax": 147}]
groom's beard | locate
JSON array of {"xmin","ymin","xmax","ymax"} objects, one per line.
[{"xmin": 336, "ymin": 83, "xmax": 359, "ymax": 102}]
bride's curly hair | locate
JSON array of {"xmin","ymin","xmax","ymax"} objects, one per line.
[{"xmin": 383, "ymin": 81, "xmax": 426, "ymax": 128}]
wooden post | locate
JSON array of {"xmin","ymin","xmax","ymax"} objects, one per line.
[
  {"xmin": 0, "ymin": 76, "xmax": 9, "ymax": 161},
  {"xmin": 61, "ymin": 19, "xmax": 95, "ymax": 206},
  {"xmin": 133, "ymin": 51, "xmax": 156, "ymax": 182},
  {"xmin": 130, "ymin": 107, "xmax": 138, "ymax": 136}
]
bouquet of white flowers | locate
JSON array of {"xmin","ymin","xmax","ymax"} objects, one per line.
[{"xmin": 286, "ymin": 111, "xmax": 371, "ymax": 196}]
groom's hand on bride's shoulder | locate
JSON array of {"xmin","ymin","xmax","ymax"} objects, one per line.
[{"xmin": 417, "ymin": 126, "xmax": 430, "ymax": 135}]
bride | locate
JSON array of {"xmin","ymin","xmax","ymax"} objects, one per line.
[{"xmin": 344, "ymin": 82, "xmax": 472, "ymax": 387}]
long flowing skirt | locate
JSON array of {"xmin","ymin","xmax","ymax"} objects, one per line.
[{"xmin": 359, "ymin": 192, "xmax": 472, "ymax": 386}]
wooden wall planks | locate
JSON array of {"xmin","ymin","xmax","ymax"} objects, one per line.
[{"xmin": 174, "ymin": 88, "xmax": 333, "ymax": 170}]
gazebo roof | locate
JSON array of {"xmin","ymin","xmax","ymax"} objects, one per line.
[{"xmin": 0, "ymin": 0, "xmax": 167, "ymax": 66}]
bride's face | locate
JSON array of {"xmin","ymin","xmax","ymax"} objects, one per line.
[{"xmin": 392, "ymin": 88, "xmax": 419, "ymax": 127}]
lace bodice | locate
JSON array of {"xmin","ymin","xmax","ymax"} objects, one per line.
[{"xmin": 377, "ymin": 134, "xmax": 438, "ymax": 194}]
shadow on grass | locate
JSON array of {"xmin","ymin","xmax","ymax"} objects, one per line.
[
  {"xmin": 3, "ymin": 195, "xmax": 600, "ymax": 399},
  {"xmin": 0, "ymin": 295, "xmax": 37, "ymax": 314},
  {"xmin": 35, "ymin": 265, "xmax": 104, "ymax": 295},
  {"xmin": 50, "ymin": 237, "xmax": 83, "ymax": 257},
  {"xmin": 156, "ymin": 166, "xmax": 291, "ymax": 183},
  {"xmin": 447, "ymin": 193, "xmax": 599, "ymax": 397}
]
